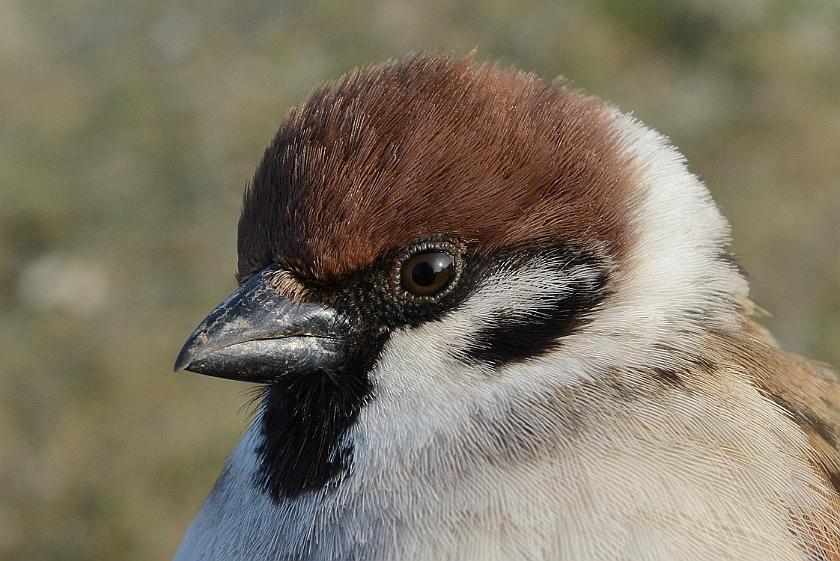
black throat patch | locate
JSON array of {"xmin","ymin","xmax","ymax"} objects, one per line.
[{"xmin": 254, "ymin": 332, "xmax": 384, "ymax": 502}]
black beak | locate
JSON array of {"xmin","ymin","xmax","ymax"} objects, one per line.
[{"xmin": 174, "ymin": 266, "xmax": 351, "ymax": 383}]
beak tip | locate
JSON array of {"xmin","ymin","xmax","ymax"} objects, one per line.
[{"xmin": 174, "ymin": 345, "xmax": 194, "ymax": 372}]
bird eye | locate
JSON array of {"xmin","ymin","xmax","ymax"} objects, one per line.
[
  {"xmin": 401, "ymin": 252, "xmax": 455, "ymax": 297},
  {"xmin": 391, "ymin": 237, "xmax": 464, "ymax": 304}
]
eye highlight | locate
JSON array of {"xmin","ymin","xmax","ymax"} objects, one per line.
[{"xmin": 391, "ymin": 237, "xmax": 464, "ymax": 304}]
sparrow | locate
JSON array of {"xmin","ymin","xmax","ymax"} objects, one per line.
[{"xmin": 172, "ymin": 52, "xmax": 840, "ymax": 560}]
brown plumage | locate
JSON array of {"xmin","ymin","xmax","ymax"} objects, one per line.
[{"xmin": 237, "ymin": 53, "xmax": 636, "ymax": 283}]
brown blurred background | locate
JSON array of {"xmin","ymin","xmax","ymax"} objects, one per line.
[{"xmin": 1, "ymin": 0, "xmax": 839, "ymax": 559}]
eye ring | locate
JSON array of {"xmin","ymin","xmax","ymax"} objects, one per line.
[{"xmin": 390, "ymin": 236, "xmax": 465, "ymax": 304}]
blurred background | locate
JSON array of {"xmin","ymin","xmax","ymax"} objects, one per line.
[{"xmin": 1, "ymin": 0, "xmax": 839, "ymax": 559}]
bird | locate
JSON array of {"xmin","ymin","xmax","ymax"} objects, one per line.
[{"xmin": 172, "ymin": 52, "xmax": 840, "ymax": 560}]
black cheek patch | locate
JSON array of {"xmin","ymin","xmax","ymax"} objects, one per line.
[{"xmin": 461, "ymin": 269, "xmax": 609, "ymax": 368}]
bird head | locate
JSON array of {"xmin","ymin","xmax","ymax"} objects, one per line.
[{"xmin": 175, "ymin": 52, "xmax": 747, "ymax": 503}]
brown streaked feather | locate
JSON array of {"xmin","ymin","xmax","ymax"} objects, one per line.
[
  {"xmin": 716, "ymin": 328, "xmax": 840, "ymax": 557},
  {"xmin": 744, "ymin": 342, "xmax": 840, "ymax": 492},
  {"xmin": 237, "ymin": 52, "xmax": 640, "ymax": 283}
]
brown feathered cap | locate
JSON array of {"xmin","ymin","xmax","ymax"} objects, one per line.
[{"xmin": 237, "ymin": 52, "xmax": 638, "ymax": 284}]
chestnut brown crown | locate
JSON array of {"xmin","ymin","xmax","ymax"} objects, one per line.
[{"xmin": 236, "ymin": 52, "xmax": 638, "ymax": 285}]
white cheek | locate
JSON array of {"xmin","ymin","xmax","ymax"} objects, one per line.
[
  {"xmin": 359, "ymin": 321, "xmax": 484, "ymax": 453},
  {"xmin": 353, "ymin": 265, "xmax": 599, "ymax": 472}
]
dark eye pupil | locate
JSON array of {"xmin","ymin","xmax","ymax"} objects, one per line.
[
  {"xmin": 411, "ymin": 262, "xmax": 437, "ymax": 287},
  {"xmin": 399, "ymin": 251, "xmax": 456, "ymax": 299}
]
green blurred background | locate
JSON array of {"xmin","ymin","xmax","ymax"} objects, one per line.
[{"xmin": 1, "ymin": 0, "xmax": 839, "ymax": 559}]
